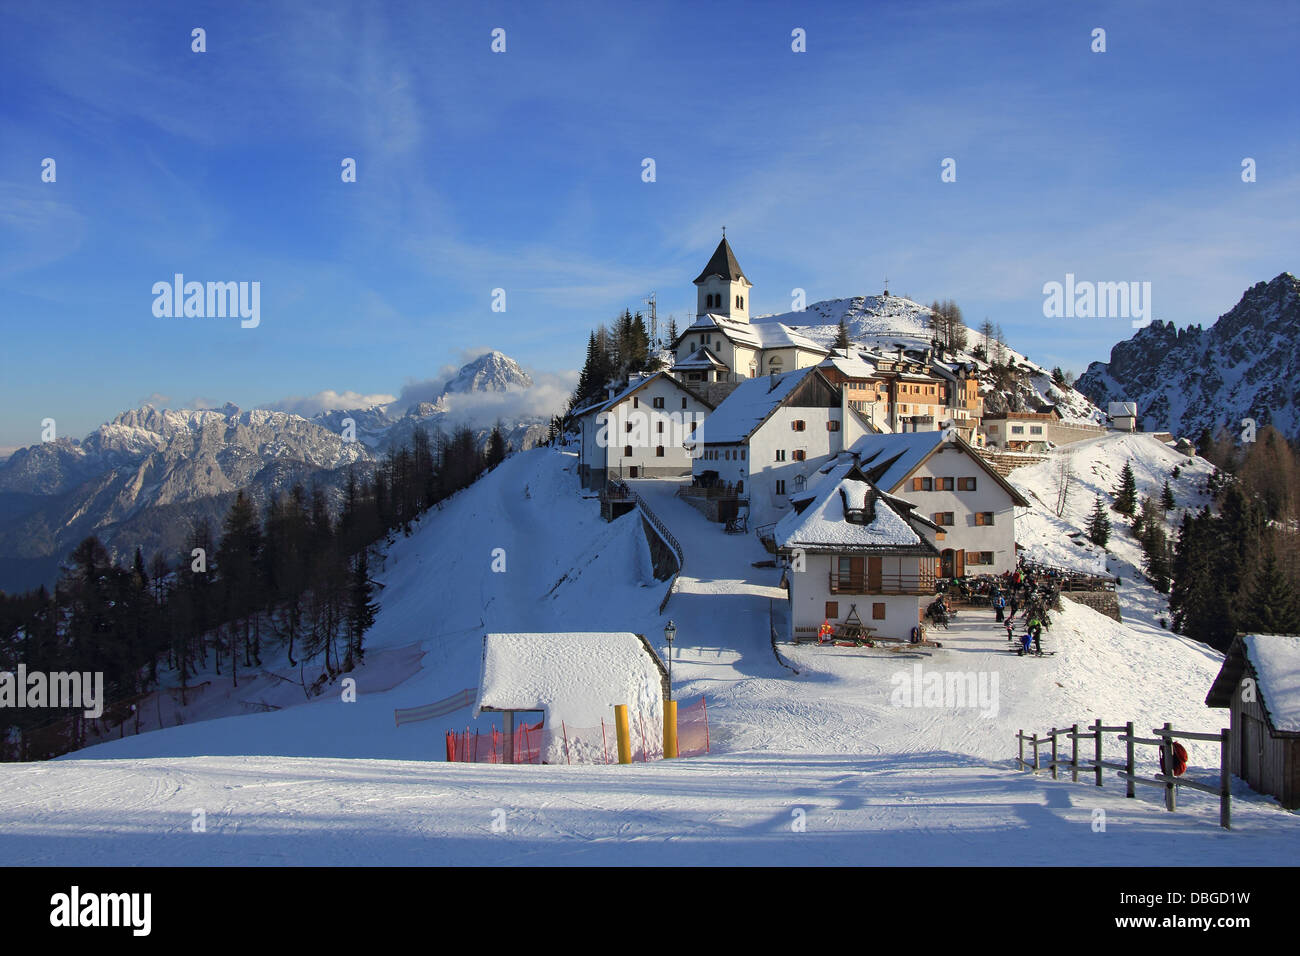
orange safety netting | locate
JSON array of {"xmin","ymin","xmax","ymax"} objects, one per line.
[
  {"xmin": 677, "ymin": 697, "xmax": 710, "ymax": 757},
  {"xmin": 446, "ymin": 720, "xmax": 545, "ymax": 764}
]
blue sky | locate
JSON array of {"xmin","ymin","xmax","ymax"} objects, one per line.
[{"xmin": 1, "ymin": 0, "xmax": 1297, "ymax": 452}]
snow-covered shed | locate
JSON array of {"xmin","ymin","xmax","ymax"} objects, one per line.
[
  {"xmin": 1108, "ymin": 402, "xmax": 1138, "ymax": 432},
  {"xmin": 475, "ymin": 632, "xmax": 669, "ymax": 761},
  {"xmin": 1206, "ymin": 633, "xmax": 1300, "ymax": 809}
]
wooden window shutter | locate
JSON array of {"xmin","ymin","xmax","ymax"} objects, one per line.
[{"xmin": 912, "ymin": 477, "xmax": 923, "ymax": 491}]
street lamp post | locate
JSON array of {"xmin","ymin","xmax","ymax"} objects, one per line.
[{"xmin": 663, "ymin": 620, "xmax": 676, "ymax": 700}]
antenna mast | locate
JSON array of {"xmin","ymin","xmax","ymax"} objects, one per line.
[{"xmin": 645, "ymin": 291, "xmax": 658, "ymax": 345}]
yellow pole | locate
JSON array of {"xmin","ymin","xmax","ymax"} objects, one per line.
[
  {"xmin": 614, "ymin": 704, "xmax": 632, "ymax": 764},
  {"xmin": 663, "ymin": 700, "xmax": 678, "ymax": 758}
]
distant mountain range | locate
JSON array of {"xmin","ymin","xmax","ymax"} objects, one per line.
[
  {"xmin": 1077, "ymin": 273, "xmax": 1300, "ymax": 441},
  {"xmin": 0, "ymin": 351, "xmax": 553, "ymax": 594}
]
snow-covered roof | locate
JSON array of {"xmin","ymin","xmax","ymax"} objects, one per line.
[
  {"xmin": 819, "ymin": 353, "xmax": 877, "ymax": 378},
  {"xmin": 774, "ymin": 471, "xmax": 937, "ymax": 553},
  {"xmin": 575, "ymin": 372, "xmax": 713, "ymax": 419},
  {"xmin": 848, "ymin": 431, "xmax": 950, "ymax": 490},
  {"xmin": 476, "ymin": 632, "xmax": 667, "ymax": 727},
  {"xmin": 1109, "ymin": 402, "xmax": 1138, "ymax": 417},
  {"xmin": 1242, "ymin": 634, "xmax": 1300, "ymax": 733},
  {"xmin": 681, "ymin": 313, "xmax": 828, "ymax": 355},
  {"xmin": 688, "ymin": 367, "xmax": 820, "ymax": 446},
  {"xmin": 672, "ymin": 346, "xmax": 729, "ymax": 370}
]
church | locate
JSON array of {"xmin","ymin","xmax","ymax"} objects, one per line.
[{"xmin": 670, "ymin": 235, "xmax": 828, "ymax": 392}]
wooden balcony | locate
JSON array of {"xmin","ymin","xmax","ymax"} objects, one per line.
[{"xmin": 828, "ymin": 570, "xmax": 936, "ymax": 595}]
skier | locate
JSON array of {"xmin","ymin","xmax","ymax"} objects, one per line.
[
  {"xmin": 994, "ymin": 592, "xmax": 1006, "ymax": 623},
  {"xmin": 1028, "ymin": 616, "xmax": 1043, "ymax": 656},
  {"xmin": 1004, "ymin": 618, "xmax": 1015, "ymax": 643}
]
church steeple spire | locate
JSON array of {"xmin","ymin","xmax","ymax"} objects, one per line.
[{"xmin": 693, "ymin": 233, "xmax": 752, "ymax": 322}]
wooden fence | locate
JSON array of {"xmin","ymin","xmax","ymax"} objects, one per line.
[{"xmin": 1015, "ymin": 720, "xmax": 1232, "ymax": 829}]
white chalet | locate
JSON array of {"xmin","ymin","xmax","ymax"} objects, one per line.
[
  {"xmin": 574, "ymin": 372, "xmax": 715, "ymax": 490},
  {"xmin": 685, "ymin": 366, "xmax": 872, "ymax": 527},
  {"xmin": 775, "ymin": 462, "xmax": 943, "ymax": 642},
  {"xmin": 837, "ymin": 431, "xmax": 1031, "ymax": 576}
]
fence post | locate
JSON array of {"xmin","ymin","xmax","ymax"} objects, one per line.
[
  {"xmin": 1017, "ymin": 730, "xmax": 1024, "ymax": 770},
  {"xmin": 1220, "ymin": 727, "xmax": 1231, "ymax": 830},
  {"xmin": 1050, "ymin": 727, "xmax": 1058, "ymax": 780},
  {"xmin": 602, "ymin": 718, "xmax": 609, "ymax": 765},
  {"xmin": 1093, "ymin": 719, "xmax": 1103, "ymax": 787},
  {"xmin": 1071, "ymin": 723, "xmax": 1079, "ymax": 784},
  {"xmin": 1162, "ymin": 722, "xmax": 1176, "ymax": 812},
  {"xmin": 1125, "ymin": 721, "xmax": 1135, "ymax": 798},
  {"xmin": 1032, "ymin": 734, "xmax": 1040, "ymax": 771},
  {"xmin": 664, "ymin": 700, "xmax": 678, "ymax": 759},
  {"xmin": 563, "ymin": 721, "xmax": 571, "ymax": 765},
  {"xmin": 614, "ymin": 704, "xmax": 632, "ymax": 764}
]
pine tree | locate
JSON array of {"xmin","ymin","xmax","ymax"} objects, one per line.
[
  {"xmin": 1114, "ymin": 461, "xmax": 1138, "ymax": 516},
  {"xmin": 1161, "ymin": 478, "xmax": 1176, "ymax": 512},
  {"xmin": 485, "ymin": 423, "xmax": 507, "ymax": 470},
  {"xmin": 1240, "ymin": 551, "xmax": 1300, "ymax": 635},
  {"xmin": 834, "ymin": 317, "xmax": 851, "ymax": 351},
  {"xmin": 1087, "ymin": 496, "xmax": 1112, "ymax": 547},
  {"xmin": 345, "ymin": 548, "xmax": 379, "ymax": 668}
]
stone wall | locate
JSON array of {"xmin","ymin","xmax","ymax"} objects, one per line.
[
  {"xmin": 641, "ymin": 515, "xmax": 680, "ymax": 581},
  {"xmin": 1063, "ymin": 590, "xmax": 1122, "ymax": 622}
]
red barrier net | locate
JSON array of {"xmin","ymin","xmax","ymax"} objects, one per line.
[
  {"xmin": 677, "ymin": 697, "xmax": 710, "ymax": 757},
  {"xmin": 446, "ymin": 720, "xmax": 544, "ymax": 764}
]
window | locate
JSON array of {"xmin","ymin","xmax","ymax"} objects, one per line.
[
  {"xmin": 975, "ymin": 512, "xmax": 995, "ymax": 526},
  {"xmin": 966, "ymin": 551, "xmax": 994, "ymax": 566},
  {"xmin": 681, "ymin": 397, "xmax": 688, "ymax": 409},
  {"xmin": 958, "ymin": 477, "xmax": 977, "ymax": 491},
  {"xmin": 932, "ymin": 512, "xmax": 955, "ymax": 526},
  {"xmin": 776, "ymin": 479, "xmax": 786, "ymax": 495},
  {"xmin": 632, "ymin": 397, "xmax": 638, "ymax": 408},
  {"xmin": 626, "ymin": 422, "xmax": 633, "ymax": 433},
  {"xmin": 657, "ymin": 421, "xmax": 664, "ymax": 433},
  {"xmin": 656, "ymin": 446, "xmax": 665, "ymax": 457},
  {"xmin": 1010, "ymin": 425, "xmax": 1025, "ymax": 435},
  {"xmin": 825, "ymin": 602, "xmax": 839, "ymax": 620},
  {"xmin": 725, "ymin": 450, "xmax": 731, "ymax": 460},
  {"xmin": 741, "ymin": 450, "xmax": 746, "ymax": 460},
  {"xmin": 872, "ymin": 603, "xmax": 886, "ymax": 620},
  {"xmin": 775, "ymin": 450, "xmax": 786, "ymax": 462},
  {"xmin": 911, "ymin": 477, "xmax": 934, "ymax": 491},
  {"xmin": 653, "ymin": 396, "xmax": 665, "ymax": 409},
  {"xmin": 623, "ymin": 445, "xmax": 632, "ymax": 458},
  {"xmin": 827, "ymin": 420, "xmax": 840, "ymax": 431},
  {"xmin": 792, "ymin": 420, "xmax": 806, "ymax": 431},
  {"xmin": 939, "ymin": 477, "xmax": 954, "ymax": 491},
  {"xmin": 1029, "ymin": 425, "xmax": 1043, "ymax": 435},
  {"xmin": 793, "ymin": 449, "xmax": 806, "ymax": 461}
]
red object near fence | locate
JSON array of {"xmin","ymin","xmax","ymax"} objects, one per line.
[
  {"xmin": 1160, "ymin": 741, "xmax": 1190, "ymax": 777},
  {"xmin": 677, "ymin": 697, "xmax": 710, "ymax": 757}
]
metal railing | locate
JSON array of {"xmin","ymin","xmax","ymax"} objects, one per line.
[{"xmin": 610, "ymin": 479, "xmax": 684, "ymax": 613}]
